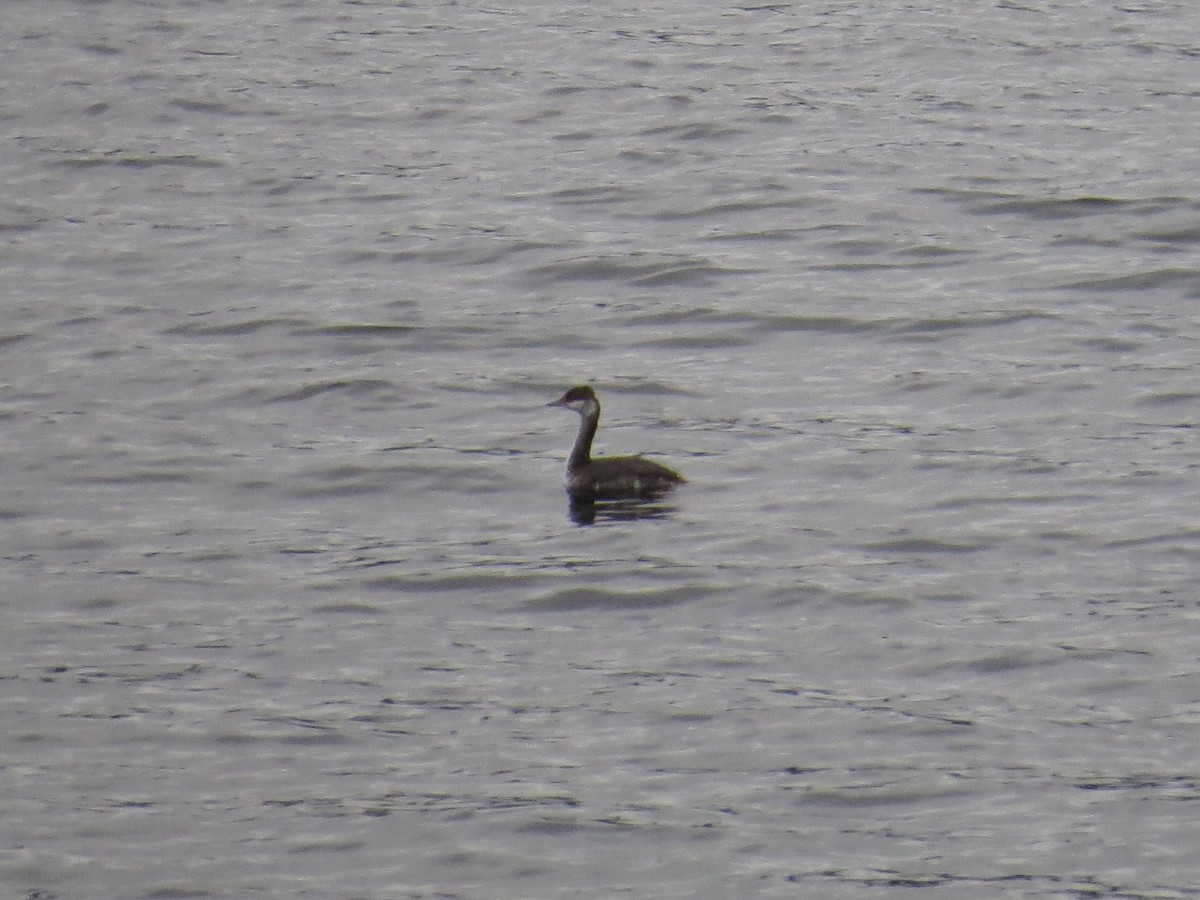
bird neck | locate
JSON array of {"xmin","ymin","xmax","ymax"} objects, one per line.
[{"xmin": 568, "ymin": 406, "xmax": 599, "ymax": 471}]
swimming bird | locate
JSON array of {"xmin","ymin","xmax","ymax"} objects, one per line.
[{"xmin": 549, "ymin": 385, "xmax": 685, "ymax": 501}]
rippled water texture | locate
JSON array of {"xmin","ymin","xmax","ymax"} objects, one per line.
[{"xmin": 4, "ymin": 1, "xmax": 1200, "ymax": 898}]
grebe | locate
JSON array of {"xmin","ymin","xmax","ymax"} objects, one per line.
[{"xmin": 549, "ymin": 385, "xmax": 685, "ymax": 501}]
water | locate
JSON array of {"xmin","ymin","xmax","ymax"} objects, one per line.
[{"xmin": 4, "ymin": 1, "xmax": 1200, "ymax": 897}]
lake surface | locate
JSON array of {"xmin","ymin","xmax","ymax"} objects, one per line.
[{"xmin": 4, "ymin": 1, "xmax": 1200, "ymax": 897}]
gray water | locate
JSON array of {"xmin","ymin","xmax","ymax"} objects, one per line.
[{"xmin": 4, "ymin": 1, "xmax": 1200, "ymax": 898}]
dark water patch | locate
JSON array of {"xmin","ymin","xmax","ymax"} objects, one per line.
[
  {"xmin": 142, "ymin": 887, "xmax": 215, "ymax": 899},
  {"xmin": 889, "ymin": 309, "xmax": 1057, "ymax": 335},
  {"xmin": 516, "ymin": 815, "xmax": 611, "ymax": 835},
  {"xmin": 973, "ymin": 195, "xmax": 1134, "ymax": 219},
  {"xmin": 1048, "ymin": 233, "xmax": 1124, "ymax": 251},
  {"xmin": 615, "ymin": 307, "xmax": 752, "ymax": 327},
  {"xmin": 751, "ymin": 313, "xmax": 886, "ymax": 334},
  {"xmin": 647, "ymin": 195, "xmax": 815, "ymax": 221},
  {"xmin": 930, "ymin": 492, "xmax": 1074, "ymax": 511},
  {"xmin": 163, "ymin": 317, "xmax": 309, "ymax": 337},
  {"xmin": 553, "ymin": 129, "xmax": 598, "ymax": 141},
  {"xmin": 963, "ymin": 649, "xmax": 1062, "ymax": 674},
  {"xmin": 361, "ymin": 573, "xmax": 549, "ymax": 593},
  {"xmin": 703, "ymin": 226, "xmax": 805, "ymax": 242},
  {"xmin": 47, "ymin": 663, "xmax": 205, "ymax": 685},
  {"xmin": 287, "ymin": 837, "xmax": 367, "ymax": 854},
  {"xmin": 289, "ymin": 323, "xmax": 417, "ymax": 339},
  {"xmin": 1054, "ymin": 267, "xmax": 1200, "ymax": 293},
  {"xmin": 57, "ymin": 314, "xmax": 105, "ymax": 330},
  {"xmin": 525, "ymin": 254, "xmax": 735, "ymax": 286},
  {"xmin": 638, "ymin": 121, "xmax": 747, "ymax": 141},
  {"xmin": 759, "ymin": 679, "xmax": 974, "ymax": 727},
  {"xmin": 631, "ymin": 263, "xmax": 749, "ymax": 287},
  {"xmin": 171, "ymin": 97, "xmax": 240, "ymax": 115},
  {"xmin": 518, "ymin": 812, "xmax": 714, "ymax": 839},
  {"xmin": 491, "ymin": 330, "xmax": 604, "ymax": 351},
  {"xmin": 68, "ymin": 468, "xmax": 200, "ymax": 486},
  {"xmin": 79, "ymin": 41, "xmax": 123, "ymax": 56},
  {"xmin": 921, "ymin": 187, "xmax": 1196, "ymax": 220},
  {"xmin": 0, "ymin": 216, "xmax": 40, "ymax": 234},
  {"xmin": 309, "ymin": 601, "xmax": 385, "ymax": 615},
  {"xmin": 366, "ymin": 237, "xmax": 556, "ymax": 267},
  {"xmin": 272, "ymin": 789, "xmax": 583, "ymax": 819},
  {"xmin": 1103, "ymin": 527, "xmax": 1200, "ymax": 549},
  {"xmin": 816, "ymin": 591, "xmax": 914, "ymax": 611},
  {"xmin": 374, "ymin": 698, "xmax": 481, "ymax": 716},
  {"xmin": 797, "ymin": 775, "xmax": 972, "ymax": 808},
  {"xmin": 547, "ymin": 184, "xmax": 628, "ymax": 205},
  {"xmin": 896, "ymin": 242, "xmax": 970, "ymax": 260},
  {"xmin": 823, "ymin": 238, "xmax": 900, "ymax": 258},
  {"xmin": 757, "ymin": 583, "xmax": 845, "ymax": 608},
  {"xmin": 341, "ymin": 189, "xmax": 414, "ymax": 205},
  {"xmin": 1135, "ymin": 389, "xmax": 1200, "ymax": 406},
  {"xmin": 643, "ymin": 331, "xmax": 754, "ymax": 348},
  {"xmin": 50, "ymin": 533, "xmax": 115, "ymax": 551},
  {"xmin": 73, "ymin": 595, "xmax": 124, "ymax": 611},
  {"xmin": 629, "ymin": 308, "xmax": 1054, "ymax": 337},
  {"xmin": 267, "ymin": 378, "xmax": 396, "ymax": 403},
  {"xmin": 1074, "ymin": 774, "xmax": 1200, "ymax": 796},
  {"xmin": 1077, "ymin": 335, "xmax": 1145, "ymax": 352},
  {"xmin": 622, "ymin": 308, "xmax": 884, "ymax": 335},
  {"xmin": 862, "ymin": 537, "xmax": 984, "ymax": 554},
  {"xmin": 814, "ymin": 258, "xmax": 936, "ymax": 274},
  {"xmin": 929, "ymin": 191, "xmax": 1142, "ymax": 220},
  {"xmin": 785, "ymin": 869, "xmax": 1139, "ymax": 895},
  {"xmin": 57, "ymin": 152, "xmax": 224, "ymax": 169},
  {"xmin": 922, "ymin": 449, "xmax": 1067, "ymax": 476},
  {"xmin": 525, "ymin": 584, "xmax": 716, "ymax": 611},
  {"xmin": 182, "ymin": 548, "xmax": 242, "ymax": 563},
  {"xmin": 216, "ymin": 727, "xmax": 351, "ymax": 747},
  {"xmin": 1136, "ymin": 225, "xmax": 1200, "ymax": 245}
]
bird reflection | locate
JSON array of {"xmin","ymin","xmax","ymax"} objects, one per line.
[{"xmin": 568, "ymin": 497, "xmax": 678, "ymax": 526}]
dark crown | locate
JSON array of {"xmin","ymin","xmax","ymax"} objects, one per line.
[{"xmin": 561, "ymin": 385, "xmax": 596, "ymax": 402}]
